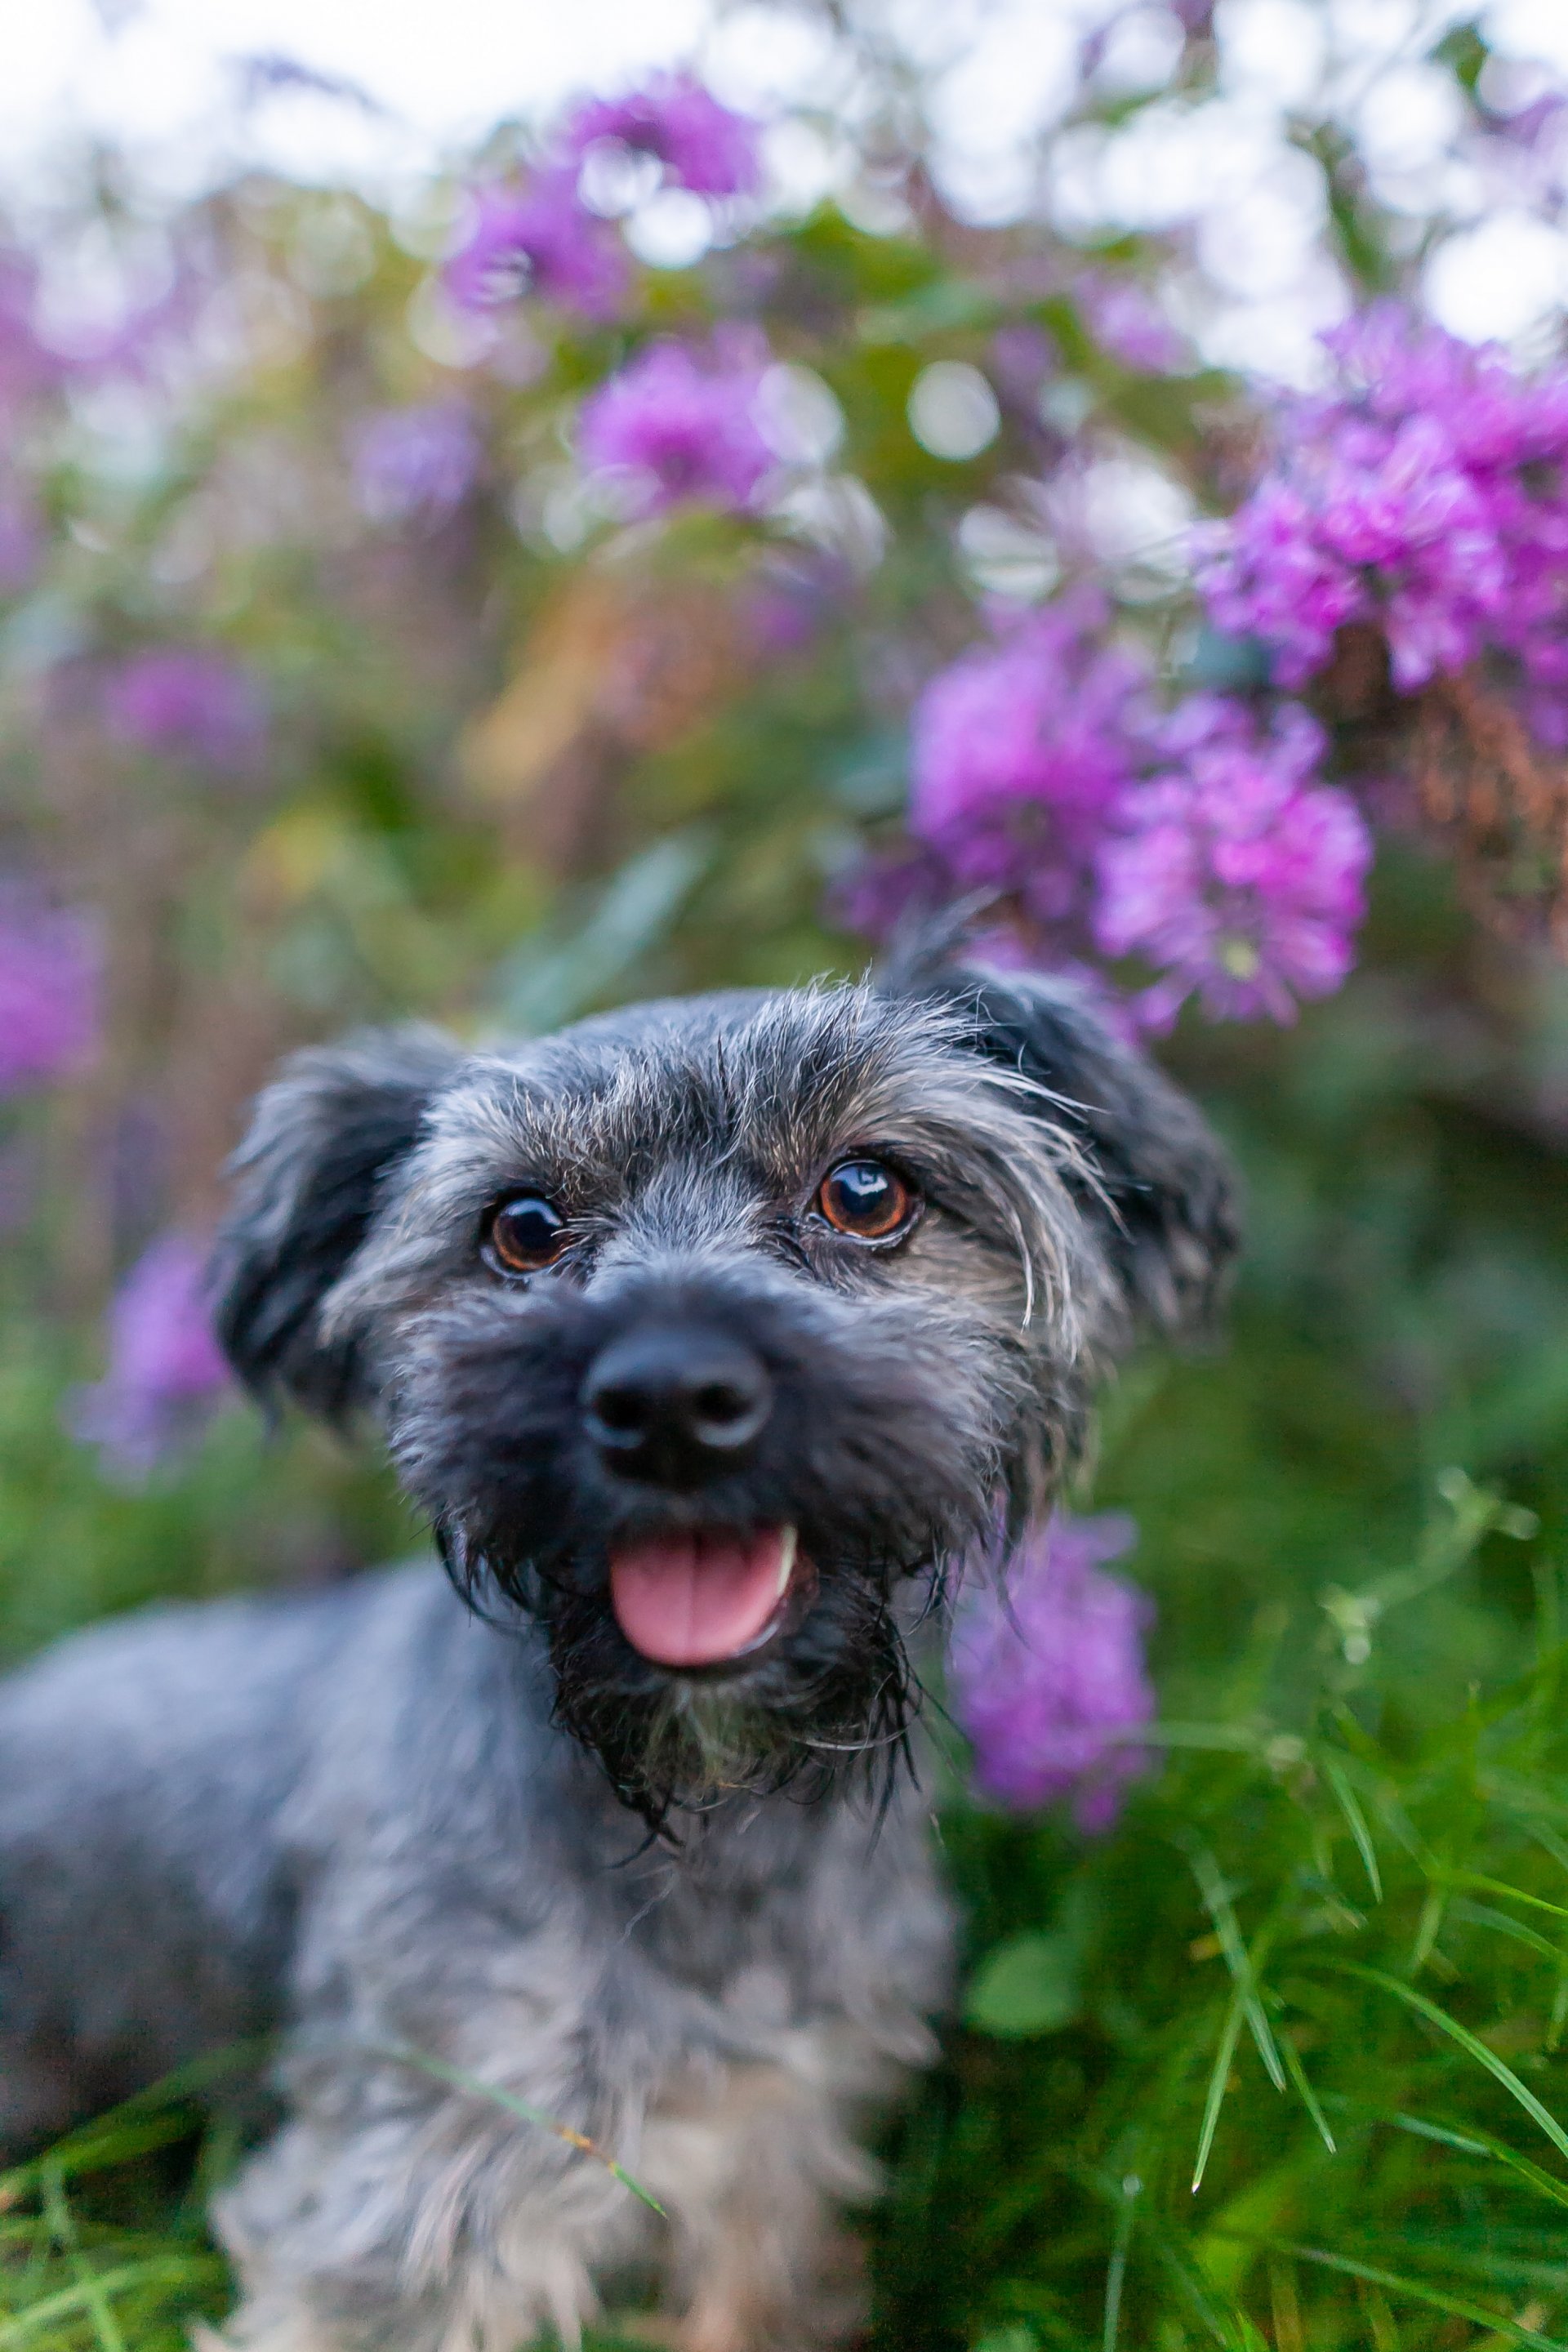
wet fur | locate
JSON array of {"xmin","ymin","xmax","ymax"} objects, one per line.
[{"xmin": 0, "ymin": 962, "xmax": 1236, "ymax": 2350}]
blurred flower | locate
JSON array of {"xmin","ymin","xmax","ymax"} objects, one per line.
[
  {"xmin": 564, "ymin": 74, "xmax": 760, "ymax": 198},
  {"xmin": 949, "ymin": 1512, "xmax": 1154, "ymax": 1832},
  {"xmin": 105, "ymin": 649, "xmax": 268, "ymax": 773},
  {"xmin": 0, "ymin": 893, "xmax": 99, "ymax": 1095},
  {"xmin": 577, "ymin": 336, "xmax": 774, "ymax": 517},
  {"xmin": 69, "ymin": 1232, "xmax": 230, "ymax": 1480},
  {"xmin": 443, "ymin": 173, "xmax": 628, "ymax": 319},
  {"xmin": 1198, "ymin": 307, "xmax": 1568, "ymax": 728},
  {"xmin": 1074, "ymin": 272, "xmax": 1185, "ymax": 374},
  {"xmin": 350, "ymin": 398, "xmax": 483, "ymax": 526},
  {"xmin": 909, "ymin": 592, "xmax": 1149, "ymax": 928},
  {"xmin": 1096, "ymin": 697, "xmax": 1371, "ymax": 1027}
]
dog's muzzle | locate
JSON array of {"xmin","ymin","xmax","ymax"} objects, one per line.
[{"xmin": 579, "ymin": 1321, "xmax": 797, "ymax": 1670}]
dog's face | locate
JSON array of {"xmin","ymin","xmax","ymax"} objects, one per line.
[{"xmin": 212, "ymin": 964, "xmax": 1236, "ymax": 1824}]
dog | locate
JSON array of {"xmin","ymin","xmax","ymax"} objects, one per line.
[{"xmin": 0, "ymin": 955, "xmax": 1236, "ymax": 2352}]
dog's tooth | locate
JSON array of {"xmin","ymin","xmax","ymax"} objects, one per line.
[{"xmin": 775, "ymin": 1526, "xmax": 798, "ymax": 1599}]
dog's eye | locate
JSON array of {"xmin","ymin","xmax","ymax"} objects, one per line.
[
  {"xmin": 813, "ymin": 1158, "xmax": 917, "ymax": 1244},
  {"xmin": 485, "ymin": 1194, "xmax": 569, "ymax": 1275}
]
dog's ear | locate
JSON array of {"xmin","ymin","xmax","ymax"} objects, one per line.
[
  {"xmin": 212, "ymin": 1025, "xmax": 461, "ymax": 1416},
  {"xmin": 915, "ymin": 960, "xmax": 1241, "ymax": 1339}
]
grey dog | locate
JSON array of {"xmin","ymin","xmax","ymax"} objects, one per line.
[{"xmin": 0, "ymin": 956, "xmax": 1236, "ymax": 2351}]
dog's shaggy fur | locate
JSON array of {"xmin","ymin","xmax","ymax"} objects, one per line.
[{"xmin": 0, "ymin": 961, "xmax": 1236, "ymax": 2350}]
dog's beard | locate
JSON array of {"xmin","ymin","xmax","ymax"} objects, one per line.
[
  {"xmin": 401, "ymin": 1275, "xmax": 1042, "ymax": 1830},
  {"xmin": 442, "ymin": 1523, "xmax": 933, "ymax": 1833}
]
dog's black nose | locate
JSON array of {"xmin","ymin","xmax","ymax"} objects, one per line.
[{"xmin": 582, "ymin": 1327, "xmax": 773, "ymax": 1487}]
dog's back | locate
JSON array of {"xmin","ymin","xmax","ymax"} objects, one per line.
[{"xmin": 0, "ymin": 1574, "xmax": 375, "ymax": 2149}]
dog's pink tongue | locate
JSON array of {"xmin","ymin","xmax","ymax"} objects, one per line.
[{"xmin": 609, "ymin": 1528, "xmax": 795, "ymax": 1668}]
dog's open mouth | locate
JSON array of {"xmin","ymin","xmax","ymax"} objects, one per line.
[{"xmin": 609, "ymin": 1525, "xmax": 800, "ymax": 1668}]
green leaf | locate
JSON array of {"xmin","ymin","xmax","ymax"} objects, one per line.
[{"xmin": 966, "ymin": 1930, "xmax": 1083, "ymax": 2038}]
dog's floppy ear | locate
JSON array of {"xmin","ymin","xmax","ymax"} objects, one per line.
[
  {"xmin": 212, "ymin": 1025, "xmax": 461, "ymax": 1416},
  {"xmin": 917, "ymin": 960, "xmax": 1241, "ymax": 1339}
]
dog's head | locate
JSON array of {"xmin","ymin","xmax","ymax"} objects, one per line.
[{"xmin": 211, "ymin": 964, "xmax": 1237, "ymax": 1824}]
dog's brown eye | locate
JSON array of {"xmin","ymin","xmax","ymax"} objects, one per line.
[
  {"xmin": 814, "ymin": 1158, "xmax": 916, "ymax": 1243},
  {"xmin": 485, "ymin": 1194, "xmax": 568, "ymax": 1275}
]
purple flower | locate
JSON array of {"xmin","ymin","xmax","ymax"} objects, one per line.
[
  {"xmin": 443, "ymin": 172, "xmax": 628, "ymax": 320},
  {"xmin": 350, "ymin": 399, "xmax": 483, "ymax": 526},
  {"xmin": 577, "ymin": 336, "xmax": 775, "ymax": 517},
  {"xmin": 1198, "ymin": 412, "xmax": 1509, "ymax": 692},
  {"xmin": 69, "ymin": 1232, "xmax": 231, "ymax": 1479},
  {"xmin": 908, "ymin": 593, "xmax": 1150, "ymax": 929},
  {"xmin": 1074, "ymin": 272, "xmax": 1185, "ymax": 374},
  {"xmin": 564, "ymin": 75, "xmax": 760, "ymax": 198},
  {"xmin": 0, "ymin": 894, "xmax": 99, "ymax": 1095},
  {"xmin": 104, "ymin": 649, "xmax": 268, "ymax": 773},
  {"xmin": 1095, "ymin": 697, "xmax": 1372, "ymax": 1027},
  {"xmin": 1196, "ymin": 307, "xmax": 1568, "ymax": 725},
  {"xmin": 949, "ymin": 1513, "xmax": 1155, "ymax": 1832}
]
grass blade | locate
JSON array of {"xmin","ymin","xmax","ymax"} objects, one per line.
[
  {"xmin": 1243, "ymin": 2238, "xmax": 1568, "ymax": 2350},
  {"xmin": 41, "ymin": 2162, "xmax": 126, "ymax": 2352},
  {"xmin": 1438, "ymin": 1873, "xmax": 1568, "ymax": 1923},
  {"xmin": 1188, "ymin": 1846, "xmax": 1286, "ymax": 2091},
  {"xmin": 1330, "ymin": 2100, "xmax": 1568, "ymax": 2212},
  {"xmin": 0, "ymin": 2259, "xmax": 229, "ymax": 2349},
  {"xmin": 1278, "ymin": 2034, "xmax": 1337, "ymax": 2155},
  {"xmin": 1322, "ymin": 1962, "xmax": 1568, "ymax": 2167},
  {"xmin": 377, "ymin": 2043, "xmax": 666, "ymax": 2215},
  {"xmin": 1192, "ymin": 1989, "xmax": 1247, "ymax": 2195},
  {"xmin": 1321, "ymin": 1753, "xmax": 1382, "ymax": 1900}
]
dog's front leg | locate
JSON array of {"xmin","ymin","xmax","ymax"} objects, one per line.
[
  {"xmin": 203, "ymin": 2068, "xmax": 658, "ymax": 2352},
  {"xmin": 639, "ymin": 2051, "xmax": 887, "ymax": 2352}
]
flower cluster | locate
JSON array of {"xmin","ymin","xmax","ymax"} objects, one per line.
[
  {"xmin": 445, "ymin": 176, "xmax": 628, "ymax": 320},
  {"xmin": 105, "ymin": 649, "xmax": 268, "ymax": 773},
  {"xmin": 948, "ymin": 1512, "xmax": 1155, "ymax": 1833},
  {"xmin": 1198, "ymin": 308, "xmax": 1568, "ymax": 740},
  {"xmin": 68, "ymin": 1232, "xmax": 231, "ymax": 1479},
  {"xmin": 1096, "ymin": 698, "xmax": 1372, "ymax": 1028},
  {"xmin": 577, "ymin": 336, "xmax": 775, "ymax": 518},
  {"xmin": 903, "ymin": 595, "xmax": 1372, "ymax": 1025},
  {"xmin": 909, "ymin": 592, "xmax": 1150, "ymax": 931},
  {"xmin": 564, "ymin": 74, "xmax": 760, "ymax": 198},
  {"xmin": 0, "ymin": 894, "xmax": 99, "ymax": 1096},
  {"xmin": 446, "ymin": 77, "xmax": 759, "ymax": 324}
]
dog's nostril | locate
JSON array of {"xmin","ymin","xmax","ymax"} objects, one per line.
[
  {"xmin": 581, "ymin": 1330, "xmax": 773, "ymax": 1482},
  {"xmin": 692, "ymin": 1380, "xmax": 754, "ymax": 1432},
  {"xmin": 590, "ymin": 1385, "xmax": 650, "ymax": 1439}
]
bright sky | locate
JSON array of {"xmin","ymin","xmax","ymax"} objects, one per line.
[{"xmin": 4, "ymin": 0, "xmax": 1568, "ymax": 375}]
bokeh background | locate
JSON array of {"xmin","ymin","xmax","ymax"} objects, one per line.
[{"xmin": 11, "ymin": 2, "xmax": 1568, "ymax": 2346}]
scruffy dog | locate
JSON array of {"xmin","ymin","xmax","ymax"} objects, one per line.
[{"xmin": 0, "ymin": 958, "xmax": 1235, "ymax": 2352}]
